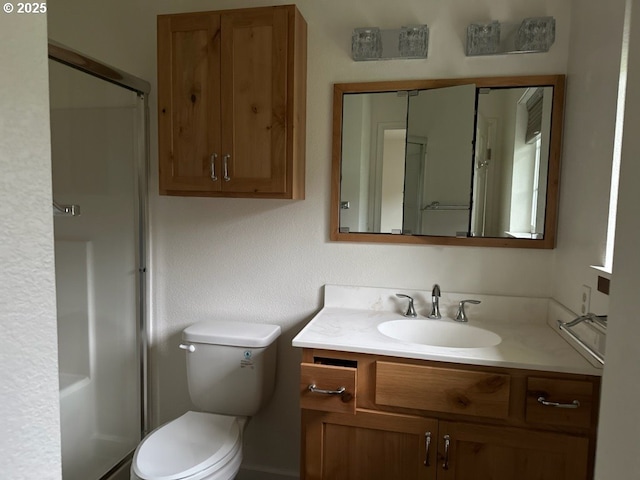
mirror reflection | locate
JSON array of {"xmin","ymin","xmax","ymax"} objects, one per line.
[{"xmin": 334, "ymin": 76, "xmax": 564, "ymax": 248}]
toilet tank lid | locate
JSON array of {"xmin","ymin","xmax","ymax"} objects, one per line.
[{"xmin": 183, "ymin": 320, "xmax": 281, "ymax": 347}]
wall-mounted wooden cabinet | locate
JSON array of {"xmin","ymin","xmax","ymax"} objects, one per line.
[
  {"xmin": 157, "ymin": 5, "xmax": 307, "ymax": 198},
  {"xmin": 300, "ymin": 350, "xmax": 600, "ymax": 480}
]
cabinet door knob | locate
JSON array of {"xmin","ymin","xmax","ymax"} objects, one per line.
[
  {"xmin": 442, "ymin": 434, "xmax": 450, "ymax": 470},
  {"xmin": 223, "ymin": 154, "xmax": 231, "ymax": 181},
  {"xmin": 210, "ymin": 153, "xmax": 218, "ymax": 181},
  {"xmin": 537, "ymin": 396, "xmax": 580, "ymax": 409},
  {"xmin": 424, "ymin": 431, "xmax": 431, "ymax": 466}
]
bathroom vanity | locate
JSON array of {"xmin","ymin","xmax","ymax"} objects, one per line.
[{"xmin": 293, "ymin": 286, "xmax": 602, "ymax": 480}]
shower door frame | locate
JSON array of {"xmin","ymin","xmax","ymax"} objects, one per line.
[{"xmin": 48, "ymin": 40, "xmax": 151, "ymax": 477}]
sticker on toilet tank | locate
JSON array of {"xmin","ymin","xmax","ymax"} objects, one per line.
[{"xmin": 241, "ymin": 350, "xmax": 254, "ymax": 369}]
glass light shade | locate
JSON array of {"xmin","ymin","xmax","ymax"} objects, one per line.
[
  {"xmin": 398, "ymin": 25, "xmax": 429, "ymax": 58},
  {"xmin": 352, "ymin": 28, "xmax": 383, "ymax": 61},
  {"xmin": 466, "ymin": 21, "xmax": 501, "ymax": 56},
  {"xmin": 516, "ymin": 17, "xmax": 556, "ymax": 52}
]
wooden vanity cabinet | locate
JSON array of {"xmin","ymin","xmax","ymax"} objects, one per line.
[
  {"xmin": 300, "ymin": 350, "xmax": 600, "ymax": 480},
  {"xmin": 157, "ymin": 5, "xmax": 306, "ymax": 198}
]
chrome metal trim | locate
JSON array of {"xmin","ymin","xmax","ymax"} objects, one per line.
[
  {"xmin": 428, "ymin": 284, "xmax": 441, "ymax": 319},
  {"xmin": 537, "ymin": 396, "xmax": 580, "ymax": 409},
  {"xmin": 396, "ymin": 294, "xmax": 417, "ymax": 317},
  {"xmin": 223, "ymin": 154, "xmax": 231, "ymax": 181},
  {"xmin": 53, "ymin": 201, "xmax": 80, "ymax": 216},
  {"xmin": 455, "ymin": 299, "xmax": 481, "ymax": 322},
  {"xmin": 557, "ymin": 320, "xmax": 605, "ymax": 365},
  {"xmin": 308, "ymin": 384, "xmax": 346, "ymax": 395},
  {"xmin": 48, "ymin": 40, "xmax": 151, "ymax": 95},
  {"xmin": 424, "ymin": 431, "xmax": 431, "ymax": 466},
  {"xmin": 210, "ymin": 153, "xmax": 218, "ymax": 181},
  {"xmin": 137, "ymin": 92, "xmax": 151, "ymax": 437},
  {"xmin": 442, "ymin": 434, "xmax": 450, "ymax": 470}
]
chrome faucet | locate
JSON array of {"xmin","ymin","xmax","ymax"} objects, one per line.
[
  {"xmin": 396, "ymin": 294, "xmax": 417, "ymax": 317},
  {"xmin": 427, "ymin": 284, "xmax": 441, "ymax": 319}
]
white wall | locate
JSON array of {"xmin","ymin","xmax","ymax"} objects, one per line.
[
  {"xmin": 0, "ymin": 13, "xmax": 62, "ymax": 480},
  {"xmin": 554, "ymin": 0, "xmax": 626, "ymax": 315},
  {"xmin": 594, "ymin": 0, "xmax": 640, "ymax": 476},
  {"xmin": 47, "ymin": 0, "xmax": 576, "ymax": 476}
]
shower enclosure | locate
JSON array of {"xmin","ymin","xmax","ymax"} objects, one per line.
[{"xmin": 49, "ymin": 42, "xmax": 150, "ymax": 480}]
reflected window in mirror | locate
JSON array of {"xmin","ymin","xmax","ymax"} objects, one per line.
[{"xmin": 472, "ymin": 86, "xmax": 553, "ymax": 240}]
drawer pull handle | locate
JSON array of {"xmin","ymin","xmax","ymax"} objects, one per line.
[
  {"xmin": 537, "ymin": 396, "xmax": 580, "ymax": 409},
  {"xmin": 442, "ymin": 434, "xmax": 450, "ymax": 470},
  {"xmin": 424, "ymin": 431, "xmax": 431, "ymax": 466},
  {"xmin": 308, "ymin": 384, "xmax": 346, "ymax": 395}
]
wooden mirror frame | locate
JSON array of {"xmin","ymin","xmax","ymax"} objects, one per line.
[{"xmin": 330, "ymin": 75, "xmax": 565, "ymax": 249}]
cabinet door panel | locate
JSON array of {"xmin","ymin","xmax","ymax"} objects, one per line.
[
  {"xmin": 438, "ymin": 421, "xmax": 589, "ymax": 480},
  {"xmin": 221, "ymin": 8, "xmax": 288, "ymax": 193},
  {"xmin": 302, "ymin": 410, "xmax": 437, "ymax": 480},
  {"xmin": 158, "ymin": 13, "xmax": 221, "ymax": 193}
]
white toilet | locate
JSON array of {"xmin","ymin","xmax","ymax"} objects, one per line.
[{"xmin": 131, "ymin": 320, "xmax": 281, "ymax": 480}]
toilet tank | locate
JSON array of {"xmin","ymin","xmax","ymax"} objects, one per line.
[{"xmin": 181, "ymin": 320, "xmax": 281, "ymax": 416}]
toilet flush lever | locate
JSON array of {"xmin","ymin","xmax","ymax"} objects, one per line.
[{"xmin": 179, "ymin": 343, "xmax": 195, "ymax": 353}]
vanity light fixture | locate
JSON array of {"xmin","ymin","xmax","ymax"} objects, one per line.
[
  {"xmin": 352, "ymin": 25, "xmax": 429, "ymax": 61},
  {"xmin": 466, "ymin": 16, "xmax": 555, "ymax": 56}
]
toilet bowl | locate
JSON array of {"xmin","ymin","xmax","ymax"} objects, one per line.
[{"xmin": 131, "ymin": 411, "xmax": 245, "ymax": 480}]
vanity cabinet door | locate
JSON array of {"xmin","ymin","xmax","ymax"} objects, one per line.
[
  {"xmin": 437, "ymin": 421, "xmax": 589, "ymax": 480},
  {"xmin": 302, "ymin": 409, "xmax": 437, "ymax": 480},
  {"xmin": 158, "ymin": 5, "xmax": 306, "ymax": 199}
]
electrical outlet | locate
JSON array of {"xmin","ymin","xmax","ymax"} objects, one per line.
[{"xmin": 581, "ymin": 285, "xmax": 591, "ymax": 314}]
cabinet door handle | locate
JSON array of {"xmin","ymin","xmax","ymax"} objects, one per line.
[
  {"xmin": 223, "ymin": 154, "xmax": 231, "ymax": 181},
  {"xmin": 210, "ymin": 153, "xmax": 218, "ymax": 181},
  {"xmin": 537, "ymin": 396, "xmax": 580, "ymax": 409},
  {"xmin": 307, "ymin": 384, "xmax": 346, "ymax": 395},
  {"xmin": 424, "ymin": 431, "xmax": 431, "ymax": 466},
  {"xmin": 442, "ymin": 434, "xmax": 450, "ymax": 470}
]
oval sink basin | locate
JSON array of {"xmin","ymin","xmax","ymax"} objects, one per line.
[{"xmin": 377, "ymin": 319, "xmax": 502, "ymax": 348}]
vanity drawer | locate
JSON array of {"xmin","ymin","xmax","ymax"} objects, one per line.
[
  {"xmin": 375, "ymin": 361, "xmax": 510, "ymax": 419},
  {"xmin": 526, "ymin": 377, "xmax": 594, "ymax": 428},
  {"xmin": 300, "ymin": 363, "xmax": 357, "ymax": 414}
]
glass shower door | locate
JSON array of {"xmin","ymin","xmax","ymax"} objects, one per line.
[{"xmin": 50, "ymin": 57, "xmax": 145, "ymax": 480}]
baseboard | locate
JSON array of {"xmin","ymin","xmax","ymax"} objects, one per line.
[{"xmin": 236, "ymin": 465, "xmax": 299, "ymax": 480}]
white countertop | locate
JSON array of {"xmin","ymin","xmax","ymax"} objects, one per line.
[{"xmin": 292, "ymin": 285, "xmax": 603, "ymax": 376}]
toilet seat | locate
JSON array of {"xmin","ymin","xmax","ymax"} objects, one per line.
[{"xmin": 132, "ymin": 411, "xmax": 241, "ymax": 480}]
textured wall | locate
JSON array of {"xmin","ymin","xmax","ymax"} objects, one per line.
[{"xmin": 0, "ymin": 13, "xmax": 62, "ymax": 480}]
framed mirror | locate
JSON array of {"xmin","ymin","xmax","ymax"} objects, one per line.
[{"xmin": 331, "ymin": 75, "xmax": 565, "ymax": 248}]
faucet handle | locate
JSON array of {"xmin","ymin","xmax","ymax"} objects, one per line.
[
  {"xmin": 396, "ymin": 294, "xmax": 417, "ymax": 318},
  {"xmin": 455, "ymin": 299, "xmax": 481, "ymax": 322}
]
